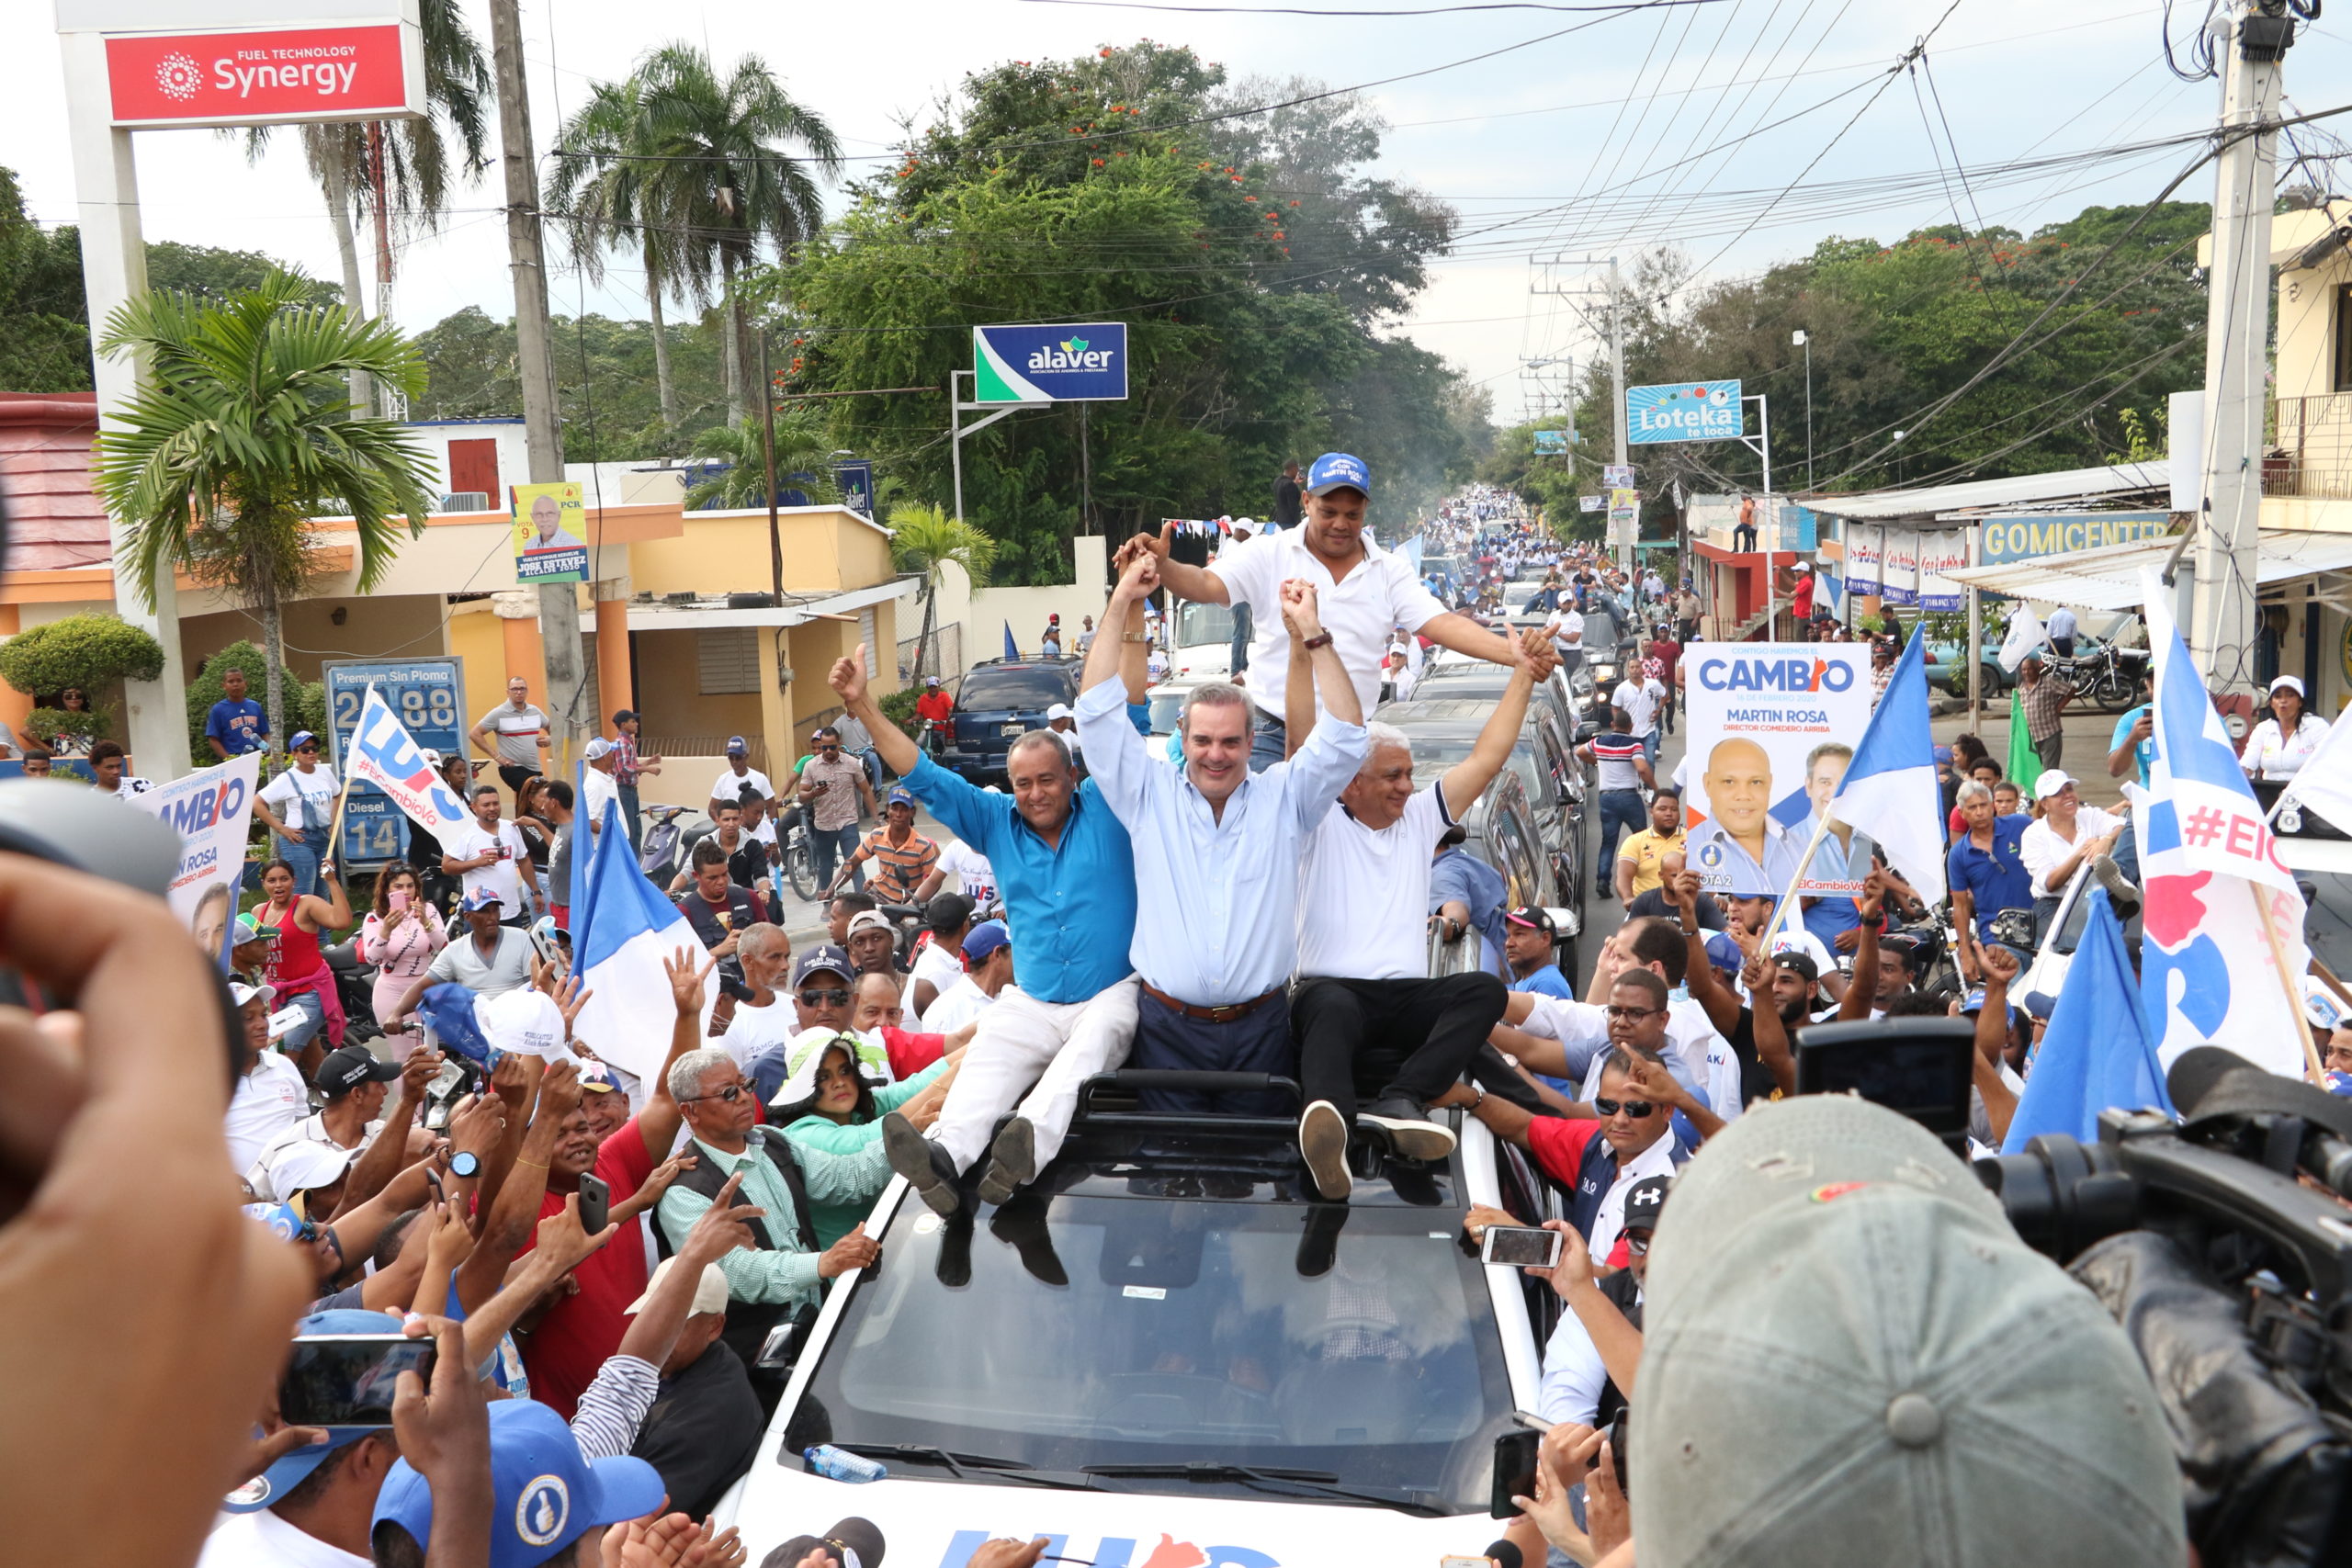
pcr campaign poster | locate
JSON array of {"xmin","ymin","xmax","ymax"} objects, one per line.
[
  {"xmin": 512, "ymin": 481, "xmax": 589, "ymax": 584},
  {"xmin": 1680, "ymin": 644, "xmax": 1876, "ymax": 898},
  {"xmin": 130, "ymin": 753, "xmax": 263, "ymax": 968}
]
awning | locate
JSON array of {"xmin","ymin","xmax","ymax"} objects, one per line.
[
  {"xmin": 1942, "ymin": 528, "xmax": 2352, "ymax": 611},
  {"xmin": 1804, "ymin": 461, "xmax": 2169, "ymax": 522},
  {"xmin": 622, "ymin": 576, "xmax": 916, "ymax": 631}
]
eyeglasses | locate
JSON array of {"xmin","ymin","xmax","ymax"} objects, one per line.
[
  {"xmin": 682, "ymin": 1083, "xmax": 750, "ymax": 1104},
  {"xmin": 1604, "ymin": 1004, "xmax": 1661, "ymax": 1021},
  {"xmin": 1626, "ymin": 1234, "xmax": 1652, "ymax": 1257},
  {"xmin": 1591, "ymin": 1098, "xmax": 1657, "ymax": 1119},
  {"xmin": 799, "ymin": 988, "xmax": 851, "ymax": 1008}
]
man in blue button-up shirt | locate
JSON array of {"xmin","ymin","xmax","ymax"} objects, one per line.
[
  {"xmin": 1079, "ymin": 553, "xmax": 1367, "ymax": 1117},
  {"xmin": 829, "ymin": 637, "xmax": 1144, "ymax": 1219}
]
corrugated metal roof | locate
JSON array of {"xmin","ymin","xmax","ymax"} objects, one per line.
[
  {"xmin": 1805, "ymin": 461, "xmax": 2169, "ymax": 521},
  {"xmin": 1942, "ymin": 527, "xmax": 2352, "ymax": 611},
  {"xmin": 0, "ymin": 393, "xmax": 108, "ymax": 572}
]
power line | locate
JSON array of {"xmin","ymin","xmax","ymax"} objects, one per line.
[{"xmin": 1009, "ymin": 0, "xmax": 1725, "ymax": 12}]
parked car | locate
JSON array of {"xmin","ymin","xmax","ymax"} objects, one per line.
[
  {"xmin": 1408, "ymin": 655, "xmax": 1589, "ymax": 774},
  {"xmin": 934, "ymin": 659, "xmax": 1082, "ymax": 784},
  {"xmin": 1168, "ymin": 599, "xmax": 1238, "ymax": 682},
  {"xmin": 1375, "ymin": 698, "xmax": 1582, "ymax": 977},
  {"xmin": 1919, "ymin": 636, "xmax": 2008, "ymax": 700}
]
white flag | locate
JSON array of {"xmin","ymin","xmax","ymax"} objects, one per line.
[
  {"xmin": 344, "ymin": 684, "xmax": 472, "ymax": 838},
  {"xmin": 2275, "ymin": 716, "xmax": 2352, "ymax": 830},
  {"xmin": 1997, "ymin": 605, "xmax": 2047, "ymax": 673}
]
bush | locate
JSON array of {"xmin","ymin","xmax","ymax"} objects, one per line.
[
  {"xmin": 0, "ymin": 614, "xmax": 165, "ymax": 696},
  {"xmin": 876, "ymin": 686, "xmax": 924, "ymax": 739},
  {"xmin": 23, "ymin": 705, "xmax": 107, "ymax": 748},
  {"xmin": 186, "ymin": 641, "xmax": 326, "ymax": 758}
]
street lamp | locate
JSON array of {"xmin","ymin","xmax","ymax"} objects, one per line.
[
  {"xmin": 1791, "ymin": 329, "xmax": 1813, "ymax": 491},
  {"xmin": 1892, "ymin": 429, "xmax": 1907, "ymax": 488}
]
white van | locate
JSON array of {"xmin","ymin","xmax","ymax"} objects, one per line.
[
  {"xmin": 718, "ymin": 1071, "xmax": 1565, "ymax": 1566},
  {"xmin": 1169, "ymin": 600, "xmax": 1238, "ymax": 682}
]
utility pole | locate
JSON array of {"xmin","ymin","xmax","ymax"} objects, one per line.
[
  {"xmin": 2192, "ymin": 0, "xmax": 2295, "ymax": 688},
  {"xmin": 489, "ymin": 0, "xmax": 585, "ymax": 759},
  {"xmin": 1608, "ymin": 258, "xmax": 1632, "ymax": 582}
]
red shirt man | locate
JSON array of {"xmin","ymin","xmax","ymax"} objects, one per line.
[
  {"xmin": 915, "ymin": 682, "xmax": 956, "ymax": 738},
  {"xmin": 516, "ymin": 1111, "xmax": 657, "ymax": 1417}
]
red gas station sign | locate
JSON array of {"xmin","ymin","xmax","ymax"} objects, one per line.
[{"xmin": 104, "ymin": 24, "xmax": 416, "ymax": 126}]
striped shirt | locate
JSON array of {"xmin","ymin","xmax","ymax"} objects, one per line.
[
  {"xmin": 571, "ymin": 1354, "xmax": 661, "ymax": 1461},
  {"xmin": 1590, "ymin": 731, "xmax": 1647, "ymax": 792},
  {"xmin": 855, "ymin": 825, "xmax": 940, "ymax": 904}
]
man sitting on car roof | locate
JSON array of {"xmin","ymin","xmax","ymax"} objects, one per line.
[
  {"xmin": 1287, "ymin": 624, "xmax": 1558, "ymax": 1198},
  {"xmin": 825, "ymin": 599, "xmax": 1153, "ymax": 1220}
]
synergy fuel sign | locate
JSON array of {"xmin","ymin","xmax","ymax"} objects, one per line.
[
  {"xmin": 103, "ymin": 22, "xmax": 422, "ymax": 127},
  {"xmin": 973, "ymin": 322, "xmax": 1131, "ymax": 404},
  {"xmin": 1626, "ymin": 378, "xmax": 1742, "ymax": 445}
]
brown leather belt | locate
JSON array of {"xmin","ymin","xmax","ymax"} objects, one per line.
[{"xmin": 1138, "ymin": 980, "xmax": 1284, "ymax": 1025}]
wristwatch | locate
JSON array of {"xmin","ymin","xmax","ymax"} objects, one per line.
[{"xmin": 448, "ymin": 1151, "xmax": 481, "ymax": 1179}]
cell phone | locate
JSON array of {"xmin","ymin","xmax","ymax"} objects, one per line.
[
  {"xmin": 278, "ymin": 1335, "xmax": 436, "ymax": 1427},
  {"xmin": 423, "ymin": 1169, "xmax": 445, "ymax": 1205},
  {"xmin": 1607, "ymin": 1409, "xmax": 1631, "ymax": 1492},
  {"xmin": 576, "ymin": 1173, "xmax": 610, "ymax": 1235},
  {"xmin": 1489, "ymin": 1427, "xmax": 1543, "ymax": 1518},
  {"xmin": 1481, "ymin": 1224, "xmax": 1565, "ymax": 1269},
  {"xmin": 389, "ymin": 889, "xmax": 410, "ymax": 911}
]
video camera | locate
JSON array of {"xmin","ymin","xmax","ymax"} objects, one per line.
[{"xmin": 1981, "ymin": 1048, "xmax": 2352, "ymax": 1568}]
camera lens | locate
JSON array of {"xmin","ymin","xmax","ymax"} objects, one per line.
[{"xmin": 1981, "ymin": 1134, "xmax": 2137, "ymax": 1263}]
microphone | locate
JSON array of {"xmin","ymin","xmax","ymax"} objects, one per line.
[
  {"xmin": 2165, "ymin": 1045, "xmax": 2250, "ymax": 1119},
  {"xmin": 1483, "ymin": 1543, "xmax": 1524, "ymax": 1568}
]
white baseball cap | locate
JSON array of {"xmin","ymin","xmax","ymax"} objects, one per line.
[
  {"xmin": 2270, "ymin": 673, "xmax": 2305, "ymax": 698},
  {"xmin": 624, "ymin": 1258, "xmax": 730, "ymax": 1316},
  {"xmin": 2032, "ymin": 769, "xmax": 2076, "ymax": 801},
  {"xmin": 1045, "ymin": 703, "xmax": 1073, "ymax": 722}
]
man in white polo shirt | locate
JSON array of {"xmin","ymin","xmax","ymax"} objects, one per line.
[
  {"xmin": 1289, "ymin": 624, "xmax": 1558, "ymax": 1197},
  {"xmin": 1122, "ymin": 452, "xmax": 1521, "ymax": 771}
]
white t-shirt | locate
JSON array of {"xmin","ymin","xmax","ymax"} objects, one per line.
[
  {"xmin": 910, "ymin": 939, "xmax": 967, "ymax": 1025},
  {"xmin": 922, "ymin": 974, "xmax": 995, "ymax": 1035},
  {"xmin": 937, "ymin": 839, "xmax": 999, "ymax": 906},
  {"xmin": 1611, "ymin": 678, "xmax": 1662, "ymax": 738},
  {"xmin": 1209, "ymin": 528, "xmax": 1448, "ymax": 723},
  {"xmin": 2020, "ymin": 805, "xmax": 2122, "ymax": 897},
  {"xmin": 1297, "ymin": 784, "xmax": 1452, "ymax": 981},
  {"xmin": 198, "ymin": 1508, "xmax": 368, "ymax": 1568},
  {"xmin": 723, "ymin": 996, "xmax": 799, "ymax": 1074},
  {"xmin": 451, "ymin": 820, "xmax": 531, "ymax": 919},
  {"xmin": 712, "ymin": 765, "xmax": 775, "ymax": 805},
  {"xmin": 244, "ymin": 1111, "xmax": 382, "ymax": 1201},
  {"xmin": 424, "ymin": 926, "xmax": 535, "ymax": 999},
  {"xmin": 581, "ymin": 764, "xmax": 619, "ymax": 832},
  {"xmin": 225, "ymin": 1053, "xmax": 311, "ymax": 1175},
  {"xmin": 1551, "ymin": 610, "xmax": 1585, "ymax": 650},
  {"xmin": 259, "ymin": 764, "xmax": 340, "ymax": 833}
]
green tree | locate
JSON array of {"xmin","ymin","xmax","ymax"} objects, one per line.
[
  {"xmin": 0, "ymin": 613, "xmax": 166, "ymax": 750},
  {"xmin": 0, "ymin": 167, "xmax": 99, "ymax": 392},
  {"xmin": 186, "ymin": 640, "xmax": 324, "ymax": 761},
  {"xmin": 630, "ymin": 44, "xmax": 842, "ymax": 423},
  {"xmin": 888, "ymin": 503, "xmax": 997, "ymax": 678},
  {"xmin": 408, "ymin": 305, "xmax": 728, "ymax": 459},
  {"xmin": 91, "ymin": 271, "xmax": 435, "ymax": 757},
  {"xmin": 684, "ymin": 410, "xmax": 840, "ymax": 508}
]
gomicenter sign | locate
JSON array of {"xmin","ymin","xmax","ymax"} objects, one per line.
[{"xmin": 1978, "ymin": 511, "xmax": 2173, "ymax": 565}]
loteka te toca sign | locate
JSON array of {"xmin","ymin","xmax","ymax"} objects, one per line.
[{"xmin": 61, "ymin": 1, "xmax": 425, "ymax": 129}]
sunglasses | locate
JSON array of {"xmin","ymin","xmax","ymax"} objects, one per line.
[
  {"xmin": 1592, "ymin": 1098, "xmax": 1657, "ymax": 1119},
  {"xmin": 1604, "ymin": 1004, "xmax": 1661, "ymax": 1021},
  {"xmin": 684, "ymin": 1084, "xmax": 750, "ymax": 1105},
  {"xmin": 799, "ymin": 987, "xmax": 851, "ymax": 1008}
]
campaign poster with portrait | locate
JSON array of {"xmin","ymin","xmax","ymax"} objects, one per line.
[
  {"xmin": 1679, "ymin": 644, "xmax": 1876, "ymax": 897},
  {"xmin": 512, "ymin": 480, "xmax": 589, "ymax": 584},
  {"xmin": 130, "ymin": 753, "xmax": 263, "ymax": 969}
]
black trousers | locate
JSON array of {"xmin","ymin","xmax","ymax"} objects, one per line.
[{"xmin": 1293, "ymin": 972, "xmax": 1509, "ymax": 1122}]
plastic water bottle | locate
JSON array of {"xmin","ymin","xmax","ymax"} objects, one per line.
[{"xmin": 804, "ymin": 1445, "xmax": 888, "ymax": 1483}]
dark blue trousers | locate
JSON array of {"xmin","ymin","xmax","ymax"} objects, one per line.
[{"xmin": 1132, "ymin": 989, "xmax": 1295, "ymax": 1115}]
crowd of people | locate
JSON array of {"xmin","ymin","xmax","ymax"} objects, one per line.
[{"xmin": 12, "ymin": 453, "xmax": 2342, "ymax": 1568}]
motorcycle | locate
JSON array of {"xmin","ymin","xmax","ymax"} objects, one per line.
[
  {"xmin": 322, "ymin": 936, "xmax": 384, "ymax": 1047},
  {"xmin": 2054, "ymin": 640, "xmax": 2145, "ymax": 714}
]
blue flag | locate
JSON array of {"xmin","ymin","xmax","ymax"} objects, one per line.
[
  {"xmin": 568, "ymin": 796, "xmax": 707, "ymax": 1083},
  {"xmin": 1825, "ymin": 626, "xmax": 1944, "ymax": 902},
  {"xmin": 1003, "ymin": 621, "xmax": 1018, "ymax": 661},
  {"xmin": 2001, "ymin": 888, "xmax": 2172, "ymax": 1152}
]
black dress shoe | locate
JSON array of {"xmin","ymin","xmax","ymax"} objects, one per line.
[
  {"xmin": 977, "ymin": 1116, "xmax": 1035, "ymax": 1208},
  {"xmin": 884, "ymin": 1111, "xmax": 965, "ymax": 1218},
  {"xmin": 989, "ymin": 1191, "xmax": 1069, "ymax": 1287},
  {"xmin": 934, "ymin": 1213, "xmax": 975, "ymax": 1288},
  {"xmin": 1296, "ymin": 1201, "xmax": 1349, "ymax": 1278},
  {"xmin": 1357, "ymin": 1096, "xmax": 1457, "ymax": 1161}
]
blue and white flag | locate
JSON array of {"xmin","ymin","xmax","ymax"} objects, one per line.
[
  {"xmin": 1003, "ymin": 621, "xmax": 1019, "ymax": 661},
  {"xmin": 1825, "ymin": 626, "xmax": 1946, "ymax": 903},
  {"xmin": 344, "ymin": 683, "xmax": 469, "ymax": 837},
  {"xmin": 2002, "ymin": 889, "xmax": 2170, "ymax": 1152},
  {"xmin": 570, "ymin": 796, "xmax": 714, "ymax": 1086},
  {"xmin": 2134, "ymin": 570, "xmax": 2309, "ymax": 1077}
]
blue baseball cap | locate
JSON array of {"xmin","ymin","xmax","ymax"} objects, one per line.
[
  {"xmin": 223, "ymin": 1310, "xmax": 405, "ymax": 1513},
  {"xmin": 887, "ymin": 784, "xmax": 917, "ymax": 808},
  {"xmin": 460, "ymin": 885, "xmax": 503, "ymax": 912},
  {"xmin": 289, "ymin": 730, "xmax": 320, "ymax": 751},
  {"xmin": 962, "ymin": 919, "xmax": 1011, "ymax": 962},
  {"xmin": 1305, "ymin": 452, "xmax": 1371, "ymax": 498},
  {"xmin": 372, "ymin": 1398, "xmax": 664, "ymax": 1568}
]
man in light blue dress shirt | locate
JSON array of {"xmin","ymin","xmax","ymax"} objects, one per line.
[{"xmin": 1078, "ymin": 552, "xmax": 1367, "ymax": 1116}]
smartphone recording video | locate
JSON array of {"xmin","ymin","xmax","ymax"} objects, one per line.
[
  {"xmin": 278, "ymin": 1335, "xmax": 436, "ymax": 1427},
  {"xmin": 1480, "ymin": 1224, "xmax": 1566, "ymax": 1269}
]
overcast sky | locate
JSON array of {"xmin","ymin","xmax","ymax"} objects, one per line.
[{"xmin": 13, "ymin": 1, "xmax": 2352, "ymax": 424}]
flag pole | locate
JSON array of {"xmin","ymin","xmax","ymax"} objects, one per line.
[
  {"xmin": 2254, "ymin": 884, "xmax": 2326, "ymax": 1085},
  {"xmin": 1754, "ymin": 809, "xmax": 1838, "ymax": 953}
]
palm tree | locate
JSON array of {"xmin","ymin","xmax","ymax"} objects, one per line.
[
  {"xmin": 888, "ymin": 504, "xmax": 996, "ymax": 680},
  {"xmin": 684, "ymin": 410, "xmax": 840, "ymax": 509},
  {"xmin": 91, "ymin": 272, "xmax": 435, "ymax": 755},
  {"xmin": 634, "ymin": 45, "xmax": 842, "ymax": 424},
  {"xmin": 233, "ymin": 0, "xmax": 492, "ymax": 414},
  {"xmin": 548, "ymin": 75, "xmax": 713, "ymax": 433}
]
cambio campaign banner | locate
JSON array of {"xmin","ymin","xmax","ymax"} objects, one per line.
[
  {"xmin": 1916, "ymin": 529, "xmax": 1968, "ymax": 613},
  {"xmin": 1845, "ymin": 527, "xmax": 1882, "ymax": 598},
  {"xmin": 130, "ymin": 753, "xmax": 263, "ymax": 968},
  {"xmin": 1879, "ymin": 529, "xmax": 1919, "ymax": 606},
  {"xmin": 1680, "ymin": 644, "xmax": 1875, "ymax": 897}
]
